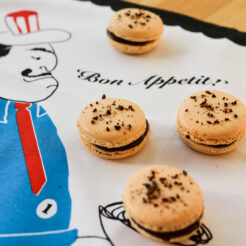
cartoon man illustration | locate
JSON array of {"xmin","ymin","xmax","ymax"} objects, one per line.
[{"xmin": 0, "ymin": 10, "xmax": 78, "ymax": 245}]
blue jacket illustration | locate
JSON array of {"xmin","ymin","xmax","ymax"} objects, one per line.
[{"xmin": 0, "ymin": 98, "xmax": 77, "ymax": 245}]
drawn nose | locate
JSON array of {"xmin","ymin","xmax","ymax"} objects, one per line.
[{"xmin": 21, "ymin": 68, "xmax": 32, "ymax": 77}]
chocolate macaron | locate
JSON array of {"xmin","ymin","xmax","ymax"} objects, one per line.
[
  {"xmin": 177, "ymin": 90, "xmax": 246, "ymax": 154},
  {"xmin": 123, "ymin": 165, "xmax": 204, "ymax": 243},
  {"xmin": 77, "ymin": 96, "xmax": 150, "ymax": 159},
  {"xmin": 107, "ymin": 8, "xmax": 164, "ymax": 54}
]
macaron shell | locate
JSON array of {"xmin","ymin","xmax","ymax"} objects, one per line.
[
  {"xmin": 108, "ymin": 8, "xmax": 164, "ymax": 42},
  {"xmin": 79, "ymin": 127, "xmax": 151, "ymax": 159},
  {"xmin": 123, "ymin": 166, "xmax": 204, "ymax": 232},
  {"xmin": 177, "ymin": 90, "xmax": 246, "ymax": 144},
  {"xmin": 178, "ymin": 126, "xmax": 245, "ymax": 154},
  {"xmin": 77, "ymin": 98, "xmax": 147, "ymax": 148},
  {"xmin": 107, "ymin": 35, "xmax": 159, "ymax": 54}
]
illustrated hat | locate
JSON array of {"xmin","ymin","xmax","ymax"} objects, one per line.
[{"xmin": 0, "ymin": 10, "xmax": 71, "ymax": 46}]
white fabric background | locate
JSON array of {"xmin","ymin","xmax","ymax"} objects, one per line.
[{"xmin": 1, "ymin": 0, "xmax": 246, "ymax": 245}]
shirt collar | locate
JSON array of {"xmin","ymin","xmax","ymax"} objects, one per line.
[{"xmin": 0, "ymin": 98, "xmax": 10, "ymax": 123}]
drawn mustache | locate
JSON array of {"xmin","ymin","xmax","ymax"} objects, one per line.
[{"xmin": 21, "ymin": 68, "xmax": 51, "ymax": 78}]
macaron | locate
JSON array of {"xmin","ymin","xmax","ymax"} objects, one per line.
[
  {"xmin": 177, "ymin": 90, "xmax": 246, "ymax": 154},
  {"xmin": 123, "ymin": 165, "xmax": 204, "ymax": 243},
  {"xmin": 107, "ymin": 8, "xmax": 164, "ymax": 54},
  {"xmin": 77, "ymin": 95, "xmax": 150, "ymax": 159}
]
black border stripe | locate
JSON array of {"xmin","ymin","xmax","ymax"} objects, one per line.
[{"xmin": 77, "ymin": 0, "xmax": 246, "ymax": 47}]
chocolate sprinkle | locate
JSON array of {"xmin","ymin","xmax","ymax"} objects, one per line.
[
  {"xmin": 117, "ymin": 105, "xmax": 124, "ymax": 111},
  {"xmin": 172, "ymin": 174, "xmax": 178, "ymax": 179},
  {"xmin": 114, "ymin": 125, "xmax": 121, "ymax": 130},
  {"xmin": 128, "ymin": 105, "xmax": 135, "ymax": 111}
]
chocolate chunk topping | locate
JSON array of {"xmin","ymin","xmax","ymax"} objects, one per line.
[
  {"xmin": 205, "ymin": 91, "xmax": 212, "ymax": 94},
  {"xmin": 92, "ymin": 116, "xmax": 98, "ymax": 120},
  {"xmin": 232, "ymin": 100, "xmax": 237, "ymax": 105},
  {"xmin": 183, "ymin": 170, "xmax": 187, "ymax": 176},
  {"xmin": 224, "ymin": 103, "xmax": 228, "ymax": 107},
  {"xmin": 186, "ymin": 135, "xmax": 190, "ymax": 139},
  {"xmin": 91, "ymin": 120, "xmax": 95, "ymax": 124},
  {"xmin": 225, "ymin": 118, "xmax": 229, "ymax": 121},
  {"xmin": 117, "ymin": 105, "xmax": 124, "ymax": 111},
  {"xmin": 172, "ymin": 174, "xmax": 178, "ymax": 179},
  {"xmin": 185, "ymin": 109, "xmax": 188, "ymax": 112},
  {"xmin": 93, "ymin": 108, "xmax": 97, "ymax": 112},
  {"xmin": 106, "ymin": 110, "xmax": 111, "ymax": 115},
  {"xmin": 102, "ymin": 94, "xmax": 106, "ymax": 99},
  {"xmin": 170, "ymin": 197, "xmax": 176, "ymax": 202},
  {"xmin": 234, "ymin": 114, "xmax": 238, "ymax": 118},
  {"xmin": 128, "ymin": 105, "xmax": 135, "ymax": 111},
  {"xmin": 148, "ymin": 170, "xmax": 156, "ymax": 182},
  {"xmin": 106, "ymin": 127, "xmax": 110, "ymax": 132},
  {"xmin": 114, "ymin": 125, "xmax": 121, "ymax": 130},
  {"xmin": 159, "ymin": 177, "xmax": 166, "ymax": 183},
  {"xmin": 162, "ymin": 198, "xmax": 168, "ymax": 202}
]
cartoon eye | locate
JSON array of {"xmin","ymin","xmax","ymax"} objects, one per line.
[{"xmin": 31, "ymin": 56, "xmax": 41, "ymax": 60}]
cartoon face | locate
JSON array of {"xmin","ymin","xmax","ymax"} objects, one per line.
[{"xmin": 0, "ymin": 44, "xmax": 58, "ymax": 103}]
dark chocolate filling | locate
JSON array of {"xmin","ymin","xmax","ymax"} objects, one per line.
[
  {"xmin": 189, "ymin": 138, "xmax": 236, "ymax": 148},
  {"xmin": 200, "ymin": 141, "xmax": 236, "ymax": 148},
  {"xmin": 107, "ymin": 29, "xmax": 154, "ymax": 46},
  {"xmin": 94, "ymin": 120, "xmax": 149, "ymax": 152},
  {"xmin": 132, "ymin": 212, "xmax": 203, "ymax": 241}
]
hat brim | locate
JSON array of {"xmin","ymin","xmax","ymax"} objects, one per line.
[{"xmin": 0, "ymin": 28, "xmax": 71, "ymax": 46}]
